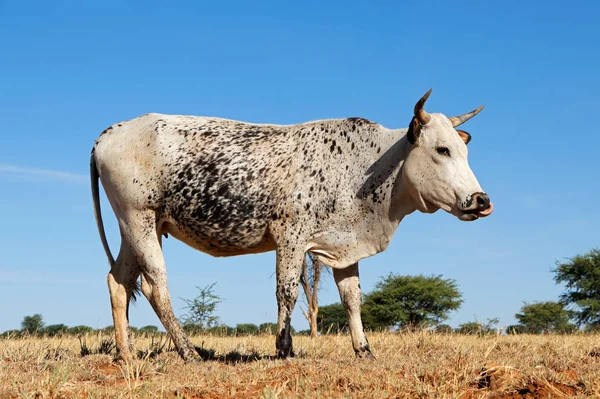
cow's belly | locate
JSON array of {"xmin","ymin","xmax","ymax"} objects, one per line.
[
  {"xmin": 160, "ymin": 172, "xmax": 279, "ymax": 256},
  {"xmin": 161, "ymin": 217, "xmax": 276, "ymax": 257}
]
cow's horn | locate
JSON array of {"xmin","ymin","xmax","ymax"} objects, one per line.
[
  {"xmin": 448, "ymin": 105, "xmax": 485, "ymax": 127},
  {"xmin": 414, "ymin": 89, "xmax": 432, "ymax": 125}
]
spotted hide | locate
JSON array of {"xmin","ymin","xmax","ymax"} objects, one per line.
[{"xmin": 90, "ymin": 89, "xmax": 493, "ymax": 361}]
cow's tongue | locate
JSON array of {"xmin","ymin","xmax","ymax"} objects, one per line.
[{"xmin": 477, "ymin": 202, "xmax": 494, "ymax": 217}]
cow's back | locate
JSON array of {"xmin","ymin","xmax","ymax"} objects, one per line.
[{"xmin": 94, "ymin": 112, "xmax": 395, "ymax": 260}]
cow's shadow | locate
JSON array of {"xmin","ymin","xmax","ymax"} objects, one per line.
[
  {"xmin": 194, "ymin": 346, "xmax": 281, "ymax": 364},
  {"xmin": 136, "ymin": 344, "xmax": 289, "ymax": 364},
  {"xmin": 134, "ymin": 336, "xmax": 298, "ymax": 364}
]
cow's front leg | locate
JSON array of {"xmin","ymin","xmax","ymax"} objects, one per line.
[
  {"xmin": 275, "ymin": 246, "xmax": 304, "ymax": 358},
  {"xmin": 333, "ymin": 262, "xmax": 374, "ymax": 359}
]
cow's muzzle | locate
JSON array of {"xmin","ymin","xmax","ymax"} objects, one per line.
[{"xmin": 458, "ymin": 192, "xmax": 494, "ymax": 221}]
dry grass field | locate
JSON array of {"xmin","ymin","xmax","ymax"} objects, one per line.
[{"xmin": 1, "ymin": 331, "xmax": 599, "ymax": 398}]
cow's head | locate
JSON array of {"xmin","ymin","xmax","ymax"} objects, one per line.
[{"xmin": 402, "ymin": 89, "xmax": 493, "ymax": 221}]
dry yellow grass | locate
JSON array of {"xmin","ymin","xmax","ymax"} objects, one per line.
[{"xmin": 1, "ymin": 331, "xmax": 599, "ymax": 398}]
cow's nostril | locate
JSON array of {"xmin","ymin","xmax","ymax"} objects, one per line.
[{"xmin": 476, "ymin": 193, "xmax": 490, "ymax": 209}]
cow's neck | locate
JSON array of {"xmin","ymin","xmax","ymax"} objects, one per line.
[
  {"xmin": 306, "ymin": 125, "xmax": 422, "ymax": 268},
  {"xmin": 353, "ymin": 127, "xmax": 419, "ymax": 255},
  {"xmin": 387, "ymin": 131, "xmax": 419, "ymax": 224}
]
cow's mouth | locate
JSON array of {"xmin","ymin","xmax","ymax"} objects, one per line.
[{"xmin": 458, "ymin": 202, "xmax": 494, "ymax": 221}]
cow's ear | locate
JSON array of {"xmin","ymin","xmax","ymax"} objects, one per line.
[
  {"xmin": 407, "ymin": 117, "xmax": 421, "ymax": 145},
  {"xmin": 456, "ymin": 129, "xmax": 471, "ymax": 145}
]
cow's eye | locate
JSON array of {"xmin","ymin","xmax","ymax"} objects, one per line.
[{"xmin": 436, "ymin": 147, "xmax": 450, "ymax": 156}]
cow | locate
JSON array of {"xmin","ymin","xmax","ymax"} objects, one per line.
[{"xmin": 90, "ymin": 89, "xmax": 493, "ymax": 362}]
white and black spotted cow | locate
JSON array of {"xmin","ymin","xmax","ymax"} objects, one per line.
[{"xmin": 90, "ymin": 89, "xmax": 493, "ymax": 361}]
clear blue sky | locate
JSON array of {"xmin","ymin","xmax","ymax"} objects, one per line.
[{"xmin": 1, "ymin": 1, "xmax": 598, "ymax": 332}]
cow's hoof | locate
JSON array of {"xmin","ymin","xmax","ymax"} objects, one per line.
[
  {"xmin": 114, "ymin": 350, "xmax": 135, "ymax": 364},
  {"xmin": 277, "ymin": 348, "xmax": 296, "ymax": 359},
  {"xmin": 179, "ymin": 348, "xmax": 201, "ymax": 363},
  {"xmin": 356, "ymin": 348, "xmax": 376, "ymax": 360},
  {"xmin": 114, "ymin": 355, "xmax": 134, "ymax": 364}
]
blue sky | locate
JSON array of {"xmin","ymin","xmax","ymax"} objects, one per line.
[{"xmin": 1, "ymin": 1, "xmax": 598, "ymax": 333}]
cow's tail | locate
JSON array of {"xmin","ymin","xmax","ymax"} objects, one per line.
[{"xmin": 90, "ymin": 150, "xmax": 115, "ymax": 267}]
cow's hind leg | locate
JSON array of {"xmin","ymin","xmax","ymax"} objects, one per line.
[
  {"xmin": 139, "ymin": 272, "xmax": 198, "ymax": 360},
  {"xmin": 121, "ymin": 210, "xmax": 199, "ymax": 362},
  {"xmin": 108, "ymin": 242, "xmax": 140, "ymax": 361},
  {"xmin": 333, "ymin": 262, "xmax": 374, "ymax": 359}
]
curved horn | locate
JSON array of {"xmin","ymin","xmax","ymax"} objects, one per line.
[
  {"xmin": 448, "ymin": 105, "xmax": 484, "ymax": 127},
  {"xmin": 414, "ymin": 88, "xmax": 432, "ymax": 125}
]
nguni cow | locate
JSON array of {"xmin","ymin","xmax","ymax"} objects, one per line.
[{"xmin": 90, "ymin": 89, "xmax": 493, "ymax": 362}]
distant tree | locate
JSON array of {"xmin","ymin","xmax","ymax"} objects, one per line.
[
  {"xmin": 515, "ymin": 301, "xmax": 577, "ymax": 334},
  {"xmin": 180, "ymin": 282, "xmax": 223, "ymax": 333},
  {"xmin": 362, "ymin": 274, "xmax": 463, "ymax": 330},
  {"xmin": 138, "ymin": 325, "xmax": 160, "ymax": 335},
  {"xmin": 258, "ymin": 322, "xmax": 278, "ymax": 335},
  {"xmin": 300, "ymin": 253, "xmax": 324, "ymax": 338},
  {"xmin": 553, "ymin": 249, "xmax": 600, "ymax": 327},
  {"xmin": 1, "ymin": 330, "xmax": 21, "ymax": 338},
  {"xmin": 483, "ymin": 318, "xmax": 500, "ymax": 334},
  {"xmin": 21, "ymin": 314, "xmax": 45, "ymax": 334},
  {"xmin": 100, "ymin": 326, "xmax": 115, "ymax": 334},
  {"xmin": 455, "ymin": 322, "xmax": 482, "ymax": 335},
  {"xmin": 205, "ymin": 325, "xmax": 232, "ymax": 336},
  {"xmin": 433, "ymin": 324, "xmax": 453, "ymax": 334},
  {"xmin": 506, "ymin": 325, "xmax": 526, "ymax": 335},
  {"xmin": 456, "ymin": 318, "xmax": 499, "ymax": 336},
  {"xmin": 182, "ymin": 323, "xmax": 201, "ymax": 335},
  {"xmin": 43, "ymin": 324, "xmax": 68, "ymax": 337},
  {"xmin": 482, "ymin": 318, "xmax": 500, "ymax": 334},
  {"xmin": 235, "ymin": 323, "xmax": 259, "ymax": 335},
  {"xmin": 317, "ymin": 303, "xmax": 348, "ymax": 333},
  {"xmin": 68, "ymin": 325, "xmax": 94, "ymax": 335},
  {"xmin": 253, "ymin": 323, "xmax": 295, "ymax": 335},
  {"xmin": 585, "ymin": 324, "xmax": 600, "ymax": 333}
]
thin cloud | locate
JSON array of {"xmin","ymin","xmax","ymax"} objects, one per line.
[{"xmin": 0, "ymin": 164, "xmax": 87, "ymax": 183}]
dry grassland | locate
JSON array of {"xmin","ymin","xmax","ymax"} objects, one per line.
[{"xmin": 1, "ymin": 331, "xmax": 599, "ymax": 398}]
